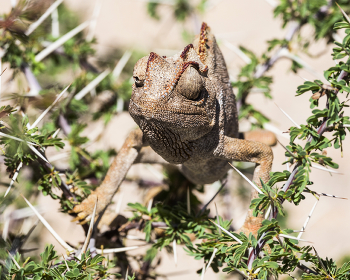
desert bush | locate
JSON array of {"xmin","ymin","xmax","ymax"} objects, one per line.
[{"xmin": 1, "ymin": 0, "xmax": 350, "ymax": 279}]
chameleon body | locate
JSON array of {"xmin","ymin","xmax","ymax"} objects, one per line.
[{"xmin": 73, "ymin": 23, "xmax": 274, "ymax": 236}]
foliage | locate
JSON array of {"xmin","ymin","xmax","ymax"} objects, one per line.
[
  {"xmin": 147, "ymin": 0, "xmax": 205, "ymax": 22},
  {"xmin": 1, "ymin": 0, "xmax": 350, "ymax": 280},
  {"xmin": 1, "ymin": 245, "xmax": 115, "ymax": 280}
]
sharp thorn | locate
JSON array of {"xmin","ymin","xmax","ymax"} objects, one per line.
[
  {"xmin": 21, "ymin": 194, "xmax": 75, "ymax": 252},
  {"xmin": 52, "ymin": 128, "xmax": 61, "ymax": 138},
  {"xmin": 35, "ymin": 21, "xmax": 90, "ymax": 62},
  {"xmin": 0, "ymin": 132, "xmax": 38, "ymax": 146},
  {"xmin": 147, "ymin": 198, "xmax": 153, "ymax": 212},
  {"xmin": 228, "ymin": 162, "xmax": 263, "ymax": 194},
  {"xmin": 173, "ymin": 239, "xmax": 177, "ymax": 266},
  {"xmin": 74, "ymin": 70, "xmax": 110, "ymax": 100},
  {"xmin": 125, "ymin": 268, "xmax": 129, "ymax": 280},
  {"xmin": 25, "ymin": 0, "xmax": 64, "ymax": 36},
  {"xmin": 4, "ymin": 162, "xmax": 23, "ymax": 197},
  {"xmin": 274, "ymin": 102, "xmax": 301, "ymax": 129},
  {"xmin": 6, "ymin": 250, "xmax": 21, "ymax": 269},
  {"xmin": 223, "ymin": 41, "xmax": 251, "ymax": 64},
  {"xmin": 86, "ymin": 0, "xmax": 102, "ymax": 42},
  {"xmin": 214, "ymin": 202, "xmax": 221, "ymax": 235},
  {"xmin": 297, "ymin": 199, "xmax": 318, "ymax": 239},
  {"xmin": 279, "ymin": 234, "xmax": 312, "ymax": 243},
  {"xmin": 95, "ymin": 246, "xmax": 142, "ymax": 254},
  {"xmin": 79, "ymin": 199, "xmax": 98, "ymax": 257},
  {"xmin": 209, "ymin": 220, "xmax": 242, "ymax": 244},
  {"xmin": 277, "ymin": 140, "xmax": 297, "ymax": 159},
  {"xmin": 112, "ymin": 50, "xmax": 132, "ymax": 80},
  {"xmin": 265, "ymin": 205, "xmax": 272, "ymax": 220},
  {"xmin": 199, "ymin": 180, "xmax": 225, "ymax": 214},
  {"xmin": 336, "ymin": 3, "xmax": 350, "ymax": 24},
  {"xmin": 200, "ymin": 264, "xmax": 205, "ymax": 280},
  {"xmin": 28, "ymin": 145, "xmax": 49, "ymax": 163},
  {"xmin": 30, "ymin": 84, "xmax": 70, "ymax": 129},
  {"xmin": 205, "ymin": 247, "xmax": 218, "ymax": 271},
  {"xmin": 62, "ymin": 254, "xmax": 70, "ymax": 271},
  {"xmin": 311, "ymin": 163, "xmax": 342, "ymax": 174}
]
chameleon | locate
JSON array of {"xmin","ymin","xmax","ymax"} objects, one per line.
[{"xmin": 72, "ymin": 22, "xmax": 274, "ymax": 236}]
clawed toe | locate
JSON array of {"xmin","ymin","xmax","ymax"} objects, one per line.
[
  {"xmin": 72, "ymin": 204, "xmax": 84, "ymax": 213},
  {"xmin": 69, "ymin": 192, "xmax": 105, "ymax": 224}
]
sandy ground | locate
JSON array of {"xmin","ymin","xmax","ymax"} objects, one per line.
[{"xmin": 1, "ymin": 0, "xmax": 350, "ymax": 279}]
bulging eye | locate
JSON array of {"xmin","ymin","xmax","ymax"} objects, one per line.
[
  {"xmin": 134, "ymin": 76, "xmax": 144, "ymax": 87},
  {"xmin": 133, "ymin": 55, "xmax": 149, "ymax": 88},
  {"xmin": 175, "ymin": 66, "xmax": 203, "ymax": 100}
]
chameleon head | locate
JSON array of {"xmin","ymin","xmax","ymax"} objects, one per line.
[{"xmin": 129, "ymin": 45, "xmax": 217, "ymax": 163}]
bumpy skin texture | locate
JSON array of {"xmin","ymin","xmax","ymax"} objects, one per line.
[{"xmin": 73, "ymin": 23, "xmax": 274, "ymax": 236}]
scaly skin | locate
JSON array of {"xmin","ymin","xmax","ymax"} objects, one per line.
[{"xmin": 73, "ymin": 23, "xmax": 274, "ymax": 236}]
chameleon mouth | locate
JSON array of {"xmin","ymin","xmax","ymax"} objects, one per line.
[{"xmin": 129, "ymin": 100, "xmax": 206, "ymax": 116}]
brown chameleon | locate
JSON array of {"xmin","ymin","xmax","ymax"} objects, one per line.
[{"xmin": 73, "ymin": 23, "xmax": 274, "ymax": 236}]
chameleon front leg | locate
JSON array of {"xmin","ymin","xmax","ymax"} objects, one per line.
[
  {"xmin": 218, "ymin": 136, "xmax": 273, "ymax": 236},
  {"xmin": 72, "ymin": 129, "xmax": 145, "ymax": 221}
]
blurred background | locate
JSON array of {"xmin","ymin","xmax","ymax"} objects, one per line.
[{"xmin": 0, "ymin": 0, "xmax": 349, "ymax": 279}]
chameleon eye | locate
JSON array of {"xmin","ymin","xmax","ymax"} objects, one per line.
[
  {"xmin": 134, "ymin": 76, "xmax": 144, "ymax": 87},
  {"xmin": 176, "ymin": 66, "xmax": 203, "ymax": 100},
  {"xmin": 133, "ymin": 56, "xmax": 149, "ymax": 88}
]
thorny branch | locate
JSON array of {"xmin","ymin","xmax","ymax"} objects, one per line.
[
  {"xmin": 247, "ymin": 68, "xmax": 350, "ymax": 274},
  {"xmin": 237, "ymin": 0, "xmax": 333, "ymax": 111}
]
